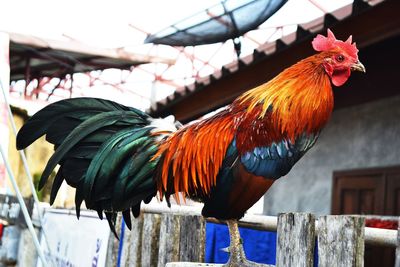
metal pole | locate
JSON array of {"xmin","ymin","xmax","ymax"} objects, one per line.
[
  {"xmin": 0, "ymin": 144, "xmax": 48, "ymax": 266},
  {"xmin": 0, "ymin": 79, "xmax": 56, "ymax": 265},
  {"xmin": 0, "ymin": 32, "xmax": 10, "ymax": 191}
]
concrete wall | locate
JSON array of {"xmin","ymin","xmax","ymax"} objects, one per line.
[{"xmin": 263, "ymin": 95, "xmax": 400, "ymax": 216}]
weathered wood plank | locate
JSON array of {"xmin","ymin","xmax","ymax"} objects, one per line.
[
  {"xmin": 119, "ymin": 214, "xmax": 144, "ymax": 267},
  {"xmin": 119, "ymin": 222, "xmax": 132, "ymax": 267},
  {"xmin": 105, "ymin": 214, "xmax": 122, "ymax": 267},
  {"xmin": 318, "ymin": 215, "xmax": 365, "ymax": 267},
  {"xmin": 395, "ymin": 216, "xmax": 400, "ymax": 267},
  {"xmin": 158, "ymin": 214, "xmax": 181, "ymax": 267},
  {"xmin": 178, "ymin": 215, "xmax": 206, "ymax": 262},
  {"xmin": 105, "ymin": 231, "xmax": 116, "ymax": 267},
  {"xmin": 141, "ymin": 213, "xmax": 161, "ymax": 267},
  {"xmin": 276, "ymin": 212, "xmax": 316, "ymax": 267}
]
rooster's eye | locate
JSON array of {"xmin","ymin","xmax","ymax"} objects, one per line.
[{"xmin": 336, "ymin": 55, "xmax": 345, "ymax": 62}]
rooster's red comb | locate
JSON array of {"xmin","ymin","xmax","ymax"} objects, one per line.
[{"xmin": 312, "ymin": 29, "xmax": 359, "ymax": 59}]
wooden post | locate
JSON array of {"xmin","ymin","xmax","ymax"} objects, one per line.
[
  {"xmin": 158, "ymin": 214, "xmax": 181, "ymax": 267},
  {"xmin": 318, "ymin": 215, "xmax": 365, "ymax": 267},
  {"xmin": 166, "ymin": 215, "xmax": 207, "ymax": 266},
  {"xmin": 105, "ymin": 215, "xmax": 122, "ymax": 267},
  {"xmin": 105, "ymin": 231, "xmax": 119, "ymax": 267},
  {"xmin": 119, "ymin": 213, "xmax": 144, "ymax": 267},
  {"xmin": 276, "ymin": 212, "xmax": 316, "ymax": 267},
  {"xmin": 141, "ymin": 213, "xmax": 161, "ymax": 267},
  {"xmin": 395, "ymin": 217, "xmax": 400, "ymax": 267},
  {"xmin": 178, "ymin": 215, "xmax": 206, "ymax": 262}
]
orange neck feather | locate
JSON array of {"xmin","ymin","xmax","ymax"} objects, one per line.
[{"xmin": 234, "ymin": 53, "xmax": 334, "ymax": 146}]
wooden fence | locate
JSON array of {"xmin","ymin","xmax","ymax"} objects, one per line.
[
  {"xmin": 105, "ymin": 208, "xmax": 399, "ymax": 267},
  {"xmin": 106, "ymin": 213, "xmax": 205, "ymax": 267}
]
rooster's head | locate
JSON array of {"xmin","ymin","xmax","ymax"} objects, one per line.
[{"xmin": 312, "ymin": 29, "xmax": 366, "ymax": 86}]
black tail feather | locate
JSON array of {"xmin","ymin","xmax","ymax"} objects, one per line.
[
  {"xmin": 97, "ymin": 210, "xmax": 104, "ymax": 220},
  {"xmin": 105, "ymin": 212, "xmax": 119, "ymax": 239},
  {"xmin": 75, "ymin": 186, "xmax": 84, "ymax": 219},
  {"xmin": 49, "ymin": 170, "xmax": 64, "ymax": 205},
  {"xmin": 132, "ymin": 205, "xmax": 141, "ymax": 218},
  {"xmin": 122, "ymin": 210, "xmax": 132, "ymax": 230}
]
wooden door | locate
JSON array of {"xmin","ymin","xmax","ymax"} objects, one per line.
[
  {"xmin": 332, "ymin": 166, "xmax": 400, "ymax": 267},
  {"xmin": 332, "ymin": 172, "xmax": 385, "ymax": 215},
  {"xmin": 385, "ymin": 171, "xmax": 400, "ymax": 215}
]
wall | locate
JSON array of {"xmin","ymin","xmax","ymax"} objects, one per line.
[
  {"xmin": 263, "ymin": 95, "xmax": 400, "ymax": 215},
  {"xmin": 8, "ymin": 109, "xmax": 51, "ymax": 197}
]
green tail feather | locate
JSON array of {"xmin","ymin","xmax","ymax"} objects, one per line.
[
  {"xmin": 39, "ymin": 111, "xmax": 145, "ymax": 190},
  {"xmin": 82, "ymin": 127, "xmax": 139, "ymax": 202},
  {"xmin": 17, "ymin": 97, "xmax": 148, "ymax": 150},
  {"xmin": 16, "ymin": 97, "xmax": 163, "ymax": 233},
  {"xmin": 83, "ymin": 127, "xmax": 153, "ymax": 205},
  {"xmin": 112, "ymin": 143, "xmax": 158, "ymax": 208}
]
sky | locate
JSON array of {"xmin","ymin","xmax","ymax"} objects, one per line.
[
  {"xmin": 1, "ymin": 0, "xmax": 225, "ymax": 47},
  {"xmin": 2, "ymin": 0, "xmax": 355, "ymax": 113}
]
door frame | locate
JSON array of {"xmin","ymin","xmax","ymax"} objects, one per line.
[{"xmin": 332, "ymin": 165, "xmax": 400, "ymax": 214}]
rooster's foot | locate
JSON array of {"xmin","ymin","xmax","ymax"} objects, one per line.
[{"xmin": 223, "ymin": 220, "xmax": 274, "ymax": 267}]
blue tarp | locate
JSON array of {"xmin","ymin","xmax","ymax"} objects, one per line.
[
  {"xmin": 205, "ymin": 222, "xmax": 277, "ymax": 264},
  {"xmin": 206, "ymin": 222, "xmax": 319, "ymax": 266}
]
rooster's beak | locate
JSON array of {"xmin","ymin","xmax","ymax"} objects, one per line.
[{"xmin": 351, "ymin": 60, "xmax": 366, "ymax": 73}]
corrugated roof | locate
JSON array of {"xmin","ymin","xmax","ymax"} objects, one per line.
[{"xmin": 9, "ymin": 33, "xmax": 175, "ymax": 81}]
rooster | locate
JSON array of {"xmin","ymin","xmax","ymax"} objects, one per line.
[{"xmin": 17, "ymin": 29, "xmax": 365, "ymax": 266}]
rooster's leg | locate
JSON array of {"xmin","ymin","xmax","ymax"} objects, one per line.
[{"xmin": 224, "ymin": 220, "xmax": 273, "ymax": 267}]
